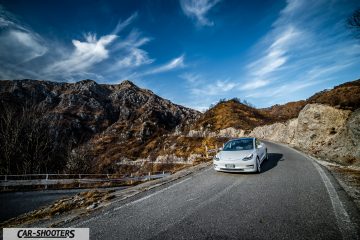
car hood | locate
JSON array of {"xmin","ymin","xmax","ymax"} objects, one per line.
[{"xmin": 217, "ymin": 150, "xmax": 254, "ymax": 161}]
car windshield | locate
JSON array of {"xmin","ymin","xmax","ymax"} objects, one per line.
[{"xmin": 223, "ymin": 139, "xmax": 254, "ymax": 151}]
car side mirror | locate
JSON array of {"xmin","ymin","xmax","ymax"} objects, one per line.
[
  {"xmin": 218, "ymin": 147, "xmax": 223, "ymax": 151},
  {"xmin": 257, "ymin": 145, "xmax": 262, "ymax": 149}
]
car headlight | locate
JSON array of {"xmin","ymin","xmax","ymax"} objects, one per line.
[
  {"xmin": 242, "ymin": 153, "xmax": 253, "ymax": 161},
  {"xmin": 213, "ymin": 155, "xmax": 220, "ymax": 161}
]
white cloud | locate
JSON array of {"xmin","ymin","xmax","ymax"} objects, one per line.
[
  {"xmin": 0, "ymin": 6, "xmax": 155, "ymax": 82},
  {"xmin": 0, "ymin": 6, "xmax": 47, "ymax": 70},
  {"xmin": 114, "ymin": 30, "xmax": 151, "ymax": 50},
  {"xmin": 45, "ymin": 33, "xmax": 117, "ymax": 77},
  {"xmin": 0, "ymin": 30, "xmax": 47, "ymax": 63},
  {"xmin": 109, "ymin": 30, "xmax": 153, "ymax": 71},
  {"xmin": 144, "ymin": 55, "xmax": 185, "ymax": 75},
  {"xmin": 184, "ymin": 73, "xmax": 236, "ymax": 96},
  {"xmin": 239, "ymin": 79, "xmax": 270, "ymax": 91},
  {"xmin": 240, "ymin": 0, "xmax": 359, "ymax": 96},
  {"xmin": 180, "ymin": 0, "xmax": 220, "ymax": 26},
  {"xmin": 112, "ymin": 12, "xmax": 138, "ymax": 35},
  {"xmin": 44, "ymin": 13, "xmax": 155, "ymax": 81},
  {"xmin": 180, "ymin": 72, "xmax": 202, "ymax": 84},
  {"xmin": 190, "ymin": 81, "xmax": 234, "ymax": 96},
  {"xmin": 242, "ymin": 26, "xmax": 301, "ymax": 90},
  {"xmin": 114, "ymin": 48, "xmax": 154, "ymax": 69}
]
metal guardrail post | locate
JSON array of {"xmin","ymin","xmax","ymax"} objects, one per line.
[
  {"xmin": 148, "ymin": 172, "xmax": 151, "ymax": 181},
  {"xmin": 4, "ymin": 175, "xmax": 7, "ymax": 181},
  {"xmin": 46, "ymin": 174, "xmax": 48, "ymax": 180}
]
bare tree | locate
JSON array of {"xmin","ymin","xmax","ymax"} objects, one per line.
[
  {"xmin": 18, "ymin": 105, "xmax": 54, "ymax": 174},
  {"xmin": 0, "ymin": 102, "xmax": 65, "ymax": 174},
  {"xmin": 0, "ymin": 104, "xmax": 25, "ymax": 174}
]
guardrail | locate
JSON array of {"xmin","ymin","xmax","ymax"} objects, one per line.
[{"xmin": 0, "ymin": 171, "xmax": 170, "ymax": 190}]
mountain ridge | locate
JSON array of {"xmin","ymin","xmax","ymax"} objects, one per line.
[{"xmin": 0, "ymin": 78, "xmax": 359, "ymax": 174}]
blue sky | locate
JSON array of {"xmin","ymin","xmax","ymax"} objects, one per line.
[{"xmin": 0, "ymin": 0, "xmax": 359, "ymax": 110}]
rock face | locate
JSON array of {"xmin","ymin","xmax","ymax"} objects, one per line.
[
  {"xmin": 293, "ymin": 104, "xmax": 351, "ymax": 151},
  {"xmin": 250, "ymin": 104, "xmax": 360, "ymax": 165},
  {"xmin": 250, "ymin": 119, "xmax": 298, "ymax": 144}
]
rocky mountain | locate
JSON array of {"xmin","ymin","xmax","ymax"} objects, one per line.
[
  {"xmin": 0, "ymin": 79, "xmax": 199, "ymax": 174},
  {"xmin": 1, "ymin": 78, "xmax": 359, "ymax": 175},
  {"xmin": 190, "ymin": 79, "xmax": 360, "ymax": 133}
]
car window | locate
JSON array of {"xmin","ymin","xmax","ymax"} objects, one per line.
[
  {"xmin": 223, "ymin": 139, "xmax": 254, "ymax": 151},
  {"xmin": 255, "ymin": 139, "xmax": 260, "ymax": 148}
]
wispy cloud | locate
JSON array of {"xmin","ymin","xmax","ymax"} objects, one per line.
[
  {"xmin": 239, "ymin": 0, "xmax": 360, "ymax": 95},
  {"xmin": 0, "ymin": 5, "xmax": 189, "ymax": 83},
  {"xmin": 109, "ymin": 30, "xmax": 153, "ymax": 71},
  {"xmin": 0, "ymin": 7, "xmax": 157, "ymax": 82},
  {"xmin": 44, "ymin": 33, "xmax": 117, "ymax": 78},
  {"xmin": 249, "ymin": 26, "xmax": 301, "ymax": 77},
  {"xmin": 180, "ymin": 0, "xmax": 221, "ymax": 26},
  {"xmin": 144, "ymin": 55, "xmax": 185, "ymax": 75},
  {"xmin": 112, "ymin": 12, "xmax": 138, "ymax": 35},
  {"xmin": 241, "ymin": 26, "xmax": 303, "ymax": 90},
  {"xmin": 180, "ymin": 72, "xmax": 238, "ymax": 110},
  {"xmin": 0, "ymin": 5, "xmax": 47, "ymax": 77},
  {"xmin": 181, "ymin": 0, "xmax": 360, "ymax": 109},
  {"xmin": 44, "ymin": 13, "xmax": 150, "ymax": 80}
]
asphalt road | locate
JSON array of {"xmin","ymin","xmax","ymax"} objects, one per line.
[{"xmin": 52, "ymin": 142, "xmax": 360, "ymax": 238}]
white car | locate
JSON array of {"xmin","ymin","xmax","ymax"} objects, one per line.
[{"xmin": 213, "ymin": 137, "xmax": 268, "ymax": 173}]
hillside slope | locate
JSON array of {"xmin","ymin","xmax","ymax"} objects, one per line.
[
  {"xmin": 0, "ymin": 79, "xmax": 199, "ymax": 174},
  {"xmin": 191, "ymin": 79, "xmax": 360, "ymax": 133},
  {"xmin": 1, "ymin": 78, "xmax": 359, "ymax": 174}
]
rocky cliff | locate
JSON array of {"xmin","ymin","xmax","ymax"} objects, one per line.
[{"xmin": 250, "ymin": 104, "xmax": 360, "ymax": 166}]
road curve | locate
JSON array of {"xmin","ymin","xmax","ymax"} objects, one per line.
[{"xmin": 66, "ymin": 141, "xmax": 360, "ymax": 240}]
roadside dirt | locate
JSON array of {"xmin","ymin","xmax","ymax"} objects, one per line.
[
  {"xmin": 0, "ymin": 161, "xmax": 211, "ymax": 229},
  {"xmin": 316, "ymin": 160, "xmax": 360, "ymax": 210}
]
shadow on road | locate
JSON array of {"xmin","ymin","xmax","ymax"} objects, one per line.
[
  {"xmin": 261, "ymin": 153, "xmax": 283, "ymax": 173},
  {"xmin": 215, "ymin": 153, "xmax": 284, "ymax": 175}
]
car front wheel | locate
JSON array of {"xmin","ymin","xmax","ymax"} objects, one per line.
[{"xmin": 256, "ymin": 157, "xmax": 261, "ymax": 173}]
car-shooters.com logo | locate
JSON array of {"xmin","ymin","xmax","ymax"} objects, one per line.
[{"xmin": 3, "ymin": 228, "xmax": 89, "ymax": 240}]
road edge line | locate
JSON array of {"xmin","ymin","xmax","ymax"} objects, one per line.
[{"xmin": 279, "ymin": 143, "xmax": 359, "ymax": 240}]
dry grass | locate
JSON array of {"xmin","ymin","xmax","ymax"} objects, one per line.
[
  {"xmin": 194, "ymin": 100, "xmax": 269, "ymax": 131},
  {"xmin": 330, "ymin": 166, "xmax": 360, "ymax": 187},
  {"xmin": 308, "ymin": 79, "xmax": 360, "ymax": 111}
]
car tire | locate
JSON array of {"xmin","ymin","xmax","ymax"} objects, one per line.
[
  {"xmin": 265, "ymin": 150, "xmax": 268, "ymax": 160},
  {"xmin": 256, "ymin": 157, "xmax": 261, "ymax": 173}
]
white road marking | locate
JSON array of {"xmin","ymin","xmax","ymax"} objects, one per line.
[
  {"xmin": 72, "ymin": 177, "xmax": 192, "ymax": 227},
  {"xmin": 281, "ymin": 144, "xmax": 359, "ymax": 240},
  {"xmin": 311, "ymin": 160, "xmax": 358, "ymax": 240}
]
